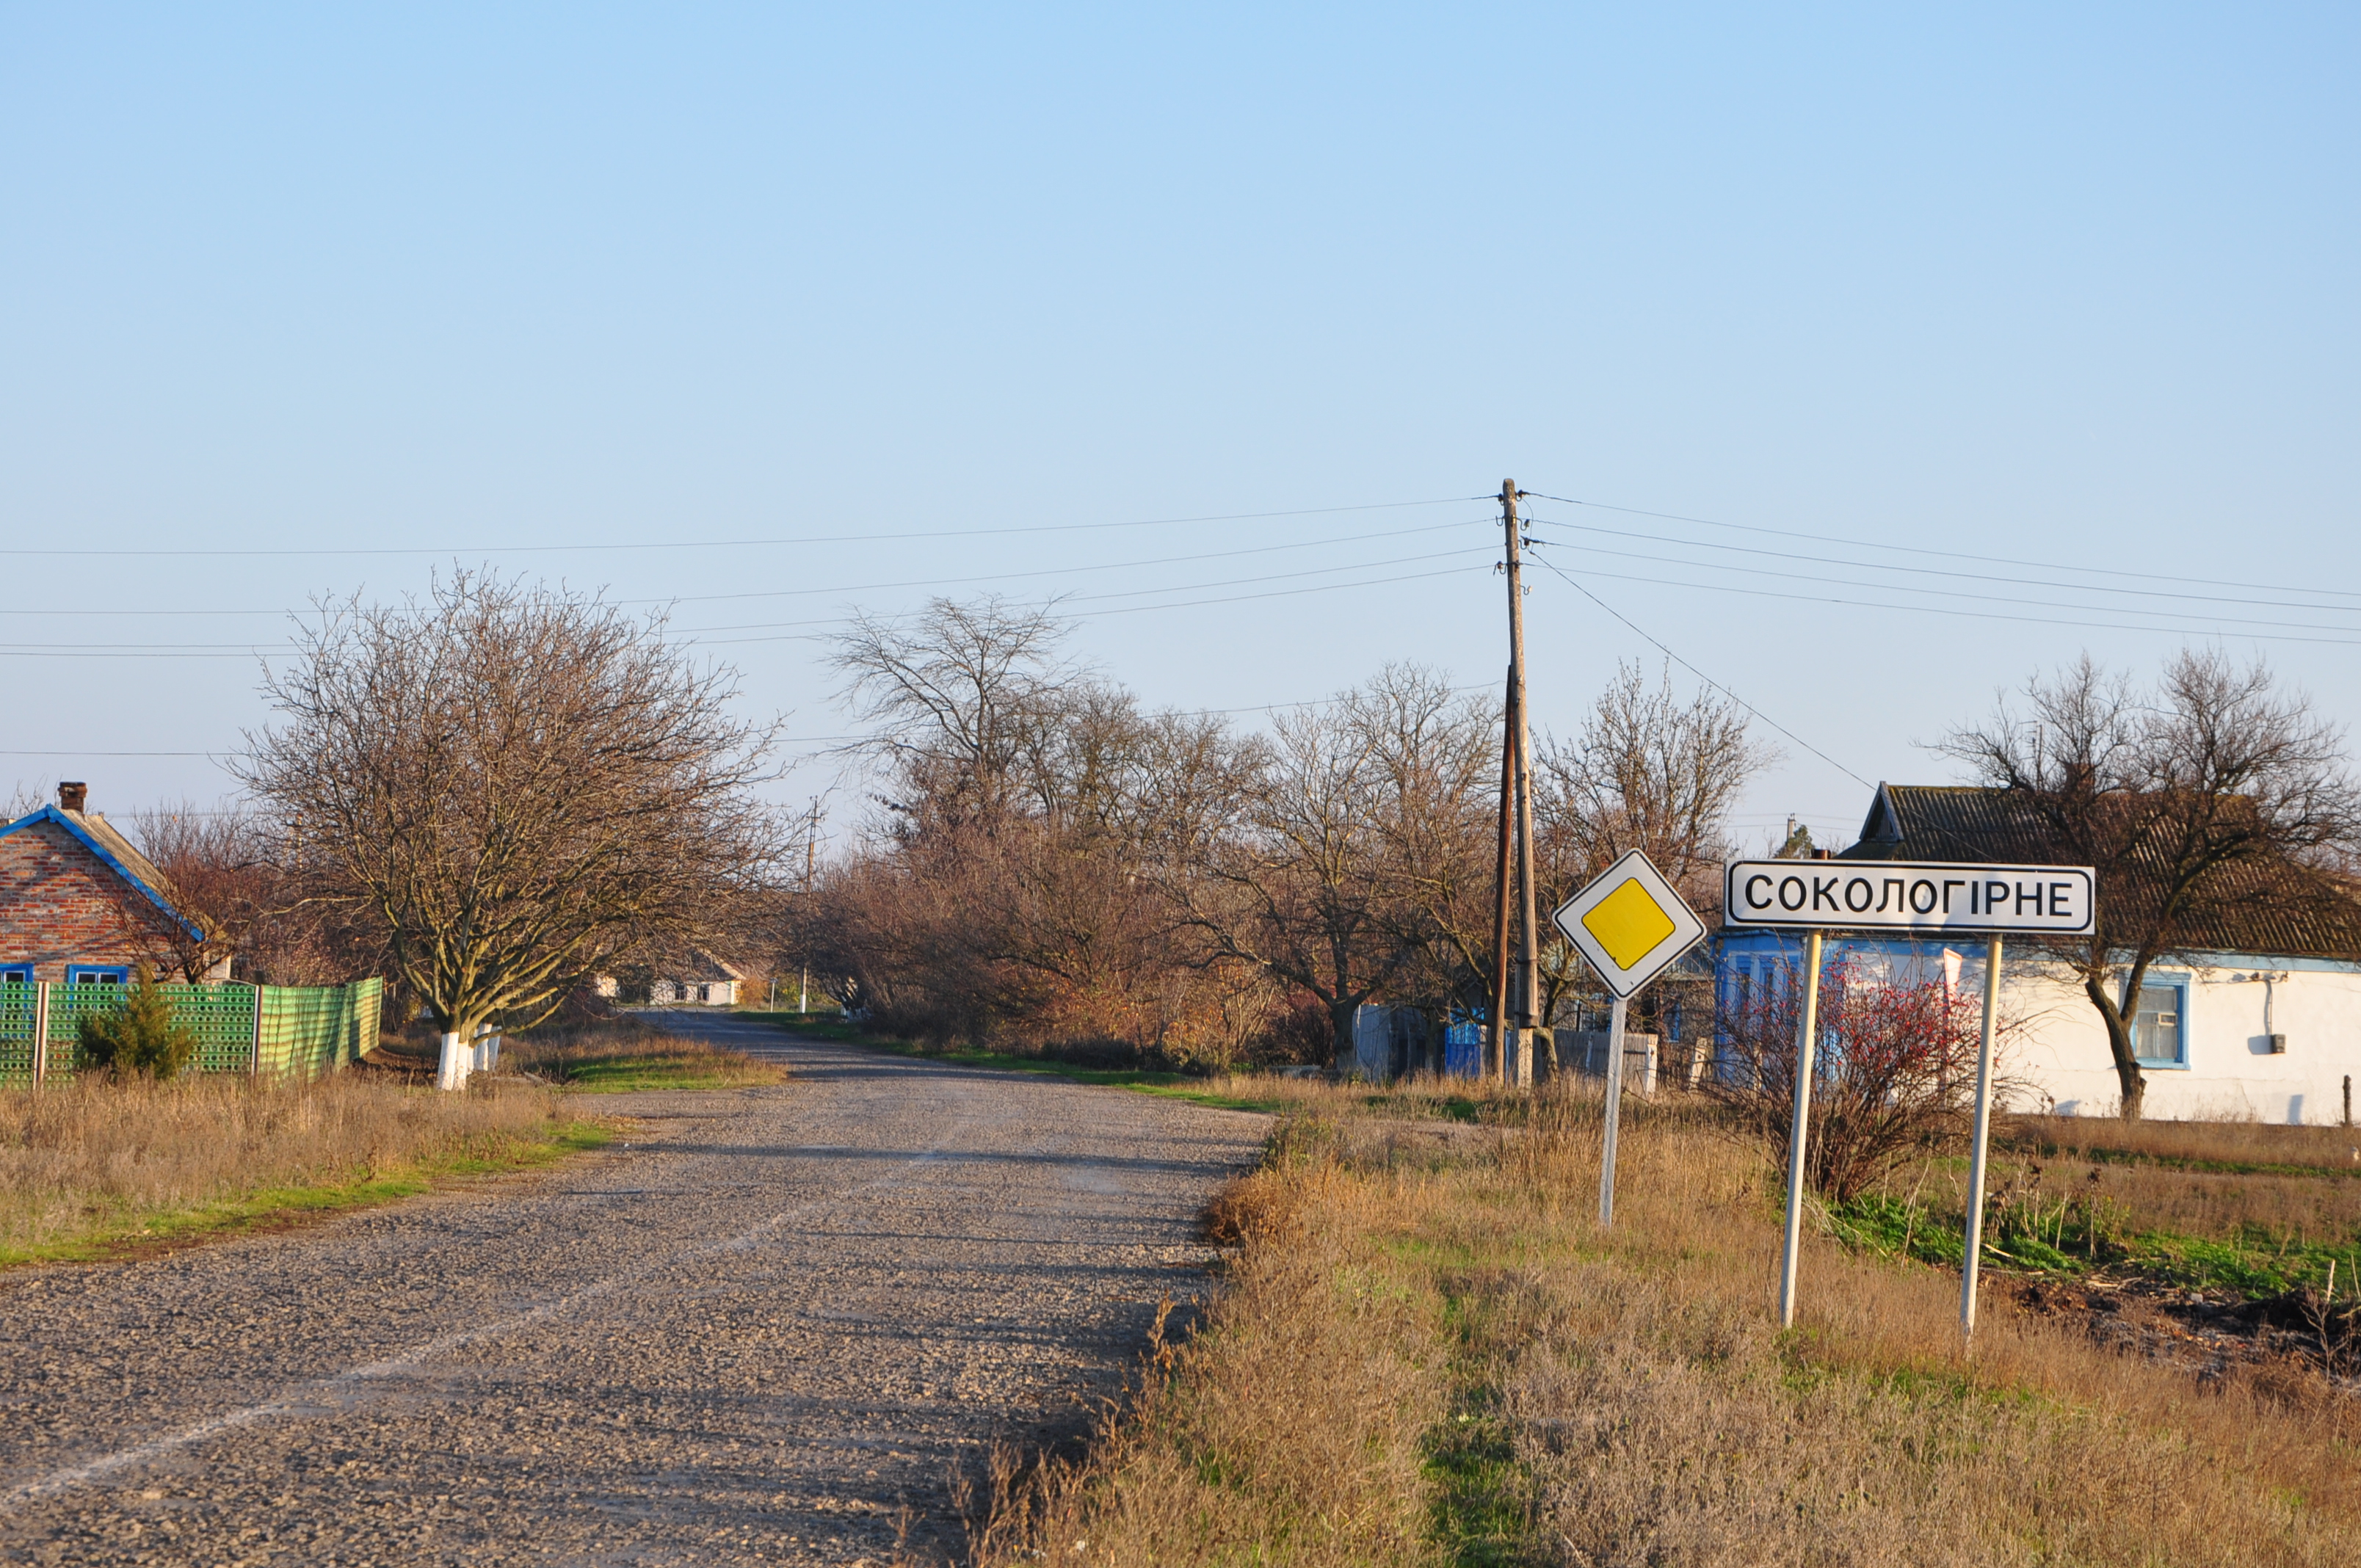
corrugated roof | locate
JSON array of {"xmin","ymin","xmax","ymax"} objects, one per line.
[{"xmin": 1836, "ymin": 783, "xmax": 2361, "ymax": 958}]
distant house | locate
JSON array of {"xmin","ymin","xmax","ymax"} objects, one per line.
[
  {"xmin": 0, "ymin": 782, "xmax": 225, "ymax": 987},
  {"xmin": 1714, "ymin": 784, "xmax": 2361, "ymax": 1125},
  {"xmin": 592, "ymin": 950, "xmax": 745, "ymax": 1007}
]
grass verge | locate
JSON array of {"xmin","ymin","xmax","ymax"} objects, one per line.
[
  {"xmin": 746, "ymin": 1015, "xmax": 1292, "ymax": 1111},
  {"xmin": 973, "ymin": 1082, "xmax": 2361, "ymax": 1567},
  {"xmin": 0, "ymin": 1072, "xmax": 613, "ymax": 1270},
  {"xmin": 395, "ymin": 1014, "xmax": 791, "ymax": 1093}
]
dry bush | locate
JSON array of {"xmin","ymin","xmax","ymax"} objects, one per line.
[
  {"xmin": 0, "ymin": 1073, "xmax": 569, "ymax": 1256},
  {"xmin": 984, "ymin": 1081, "xmax": 2361, "ymax": 1566}
]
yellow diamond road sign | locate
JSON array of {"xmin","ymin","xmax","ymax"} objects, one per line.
[{"xmin": 1553, "ymin": 849, "xmax": 1707, "ymax": 998}]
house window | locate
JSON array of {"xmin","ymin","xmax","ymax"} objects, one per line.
[
  {"xmin": 0, "ymin": 965, "xmax": 29, "ymax": 986},
  {"xmin": 67, "ymin": 965, "xmax": 128, "ymax": 986},
  {"xmin": 2131, "ymin": 980, "xmax": 2186, "ymax": 1068}
]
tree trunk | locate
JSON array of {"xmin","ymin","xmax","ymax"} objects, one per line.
[
  {"xmin": 436, "ymin": 1029, "xmax": 472, "ymax": 1092},
  {"xmin": 1330, "ymin": 999, "xmax": 1357, "ymax": 1071},
  {"xmin": 2083, "ymin": 974, "xmax": 2147, "ymax": 1120}
]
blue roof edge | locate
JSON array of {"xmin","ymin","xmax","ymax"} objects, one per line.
[{"xmin": 0, "ymin": 806, "xmax": 206, "ymax": 943}]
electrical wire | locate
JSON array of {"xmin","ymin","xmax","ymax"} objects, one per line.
[
  {"xmin": 1519, "ymin": 538, "xmax": 2361, "ymax": 649},
  {"xmin": 1526, "ymin": 515, "xmax": 2361, "ymax": 618},
  {"xmin": 0, "ymin": 515, "xmax": 1496, "ymax": 619},
  {"xmin": 1521, "ymin": 520, "xmax": 2361, "ymax": 637},
  {"xmin": 1523, "ymin": 492, "xmax": 2361, "ymax": 605},
  {"xmin": 1523, "ymin": 547, "xmax": 1874, "ymax": 790},
  {"xmin": 0, "ymin": 495, "xmax": 1491, "ymax": 559}
]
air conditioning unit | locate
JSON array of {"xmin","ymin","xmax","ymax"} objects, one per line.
[{"xmin": 2268, "ymin": 1033, "xmax": 2288, "ymax": 1055}]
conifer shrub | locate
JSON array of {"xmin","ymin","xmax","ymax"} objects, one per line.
[{"xmin": 76, "ymin": 968, "xmax": 202, "ymax": 1081}]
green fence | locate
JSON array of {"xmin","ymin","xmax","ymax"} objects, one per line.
[
  {"xmin": 0, "ymin": 977, "xmax": 382, "ymax": 1085},
  {"xmin": 0, "ymin": 984, "xmax": 34, "ymax": 1083}
]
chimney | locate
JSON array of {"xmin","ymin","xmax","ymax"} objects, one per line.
[{"xmin": 57, "ymin": 782, "xmax": 87, "ymax": 813}]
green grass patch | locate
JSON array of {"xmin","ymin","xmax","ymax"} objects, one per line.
[
  {"xmin": 0, "ymin": 1119, "xmax": 613, "ymax": 1271},
  {"xmin": 542, "ymin": 1053, "xmax": 786, "ymax": 1093},
  {"xmin": 1829, "ymin": 1190, "xmax": 2361, "ymax": 1301},
  {"xmin": 744, "ymin": 1017, "xmax": 1293, "ymax": 1111}
]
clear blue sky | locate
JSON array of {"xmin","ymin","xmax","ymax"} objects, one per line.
[{"xmin": 4, "ymin": 4, "xmax": 2356, "ymax": 852}]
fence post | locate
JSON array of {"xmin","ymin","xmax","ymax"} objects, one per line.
[
  {"xmin": 31, "ymin": 980, "xmax": 48, "ymax": 1086},
  {"xmin": 249, "ymin": 983, "xmax": 266, "ymax": 1079}
]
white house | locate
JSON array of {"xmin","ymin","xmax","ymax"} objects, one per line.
[
  {"xmin": 1714, "ymin": 785, "xmax": 2361, "ymax": 1125},
  {"xmin": 592, "ymin": 950, "xmax": 747, "ymax": 1007}
]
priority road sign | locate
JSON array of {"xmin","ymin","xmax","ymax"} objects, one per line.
[
  {"xmin": 1552, "ymin": 849, "xmax": 1707, "ymax": 1000},
  {"xmin": 1550, "ymin": 849, "xmax": 1705, "ymax": 1232}
]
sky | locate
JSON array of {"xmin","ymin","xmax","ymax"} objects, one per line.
[{"xmin": 4, "ymin": 4, "xmax": 2356, "ymax": 857}]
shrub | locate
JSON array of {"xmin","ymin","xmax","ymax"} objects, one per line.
[
  {"xmin": 76, "ymin": 968, "xmax": 202, "ymax": 1081},
  {"xmin": 1707, "ymin": 953, "xmax": 2007, "ymax": 1202}
]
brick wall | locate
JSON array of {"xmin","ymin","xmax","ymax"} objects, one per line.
[{"xmin": 0, "ymin": 819, "xmax": 184, "ymax": 981}]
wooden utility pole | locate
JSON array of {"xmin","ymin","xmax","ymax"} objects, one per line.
[
  {"xmin": 1496, "ymin": 479, "xmax": 1541, "ymax": 1081},
  {"xmin": 1485, "ymin": 664, "xmax": 1515, "ymax": 1079}
]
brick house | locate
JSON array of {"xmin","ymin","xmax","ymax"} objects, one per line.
[{"xmin": 0, "ymin": 782, "xmax": 222, "ymax": 988}]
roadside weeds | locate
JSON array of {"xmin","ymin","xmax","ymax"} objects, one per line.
[
  {"xmin": 968, "ymin": 1082, "xmax": 2361, "ymax": 1567},
  {"xmin": 0, "ymin": 1072, "xmax": 614, "ymax": 1270}
]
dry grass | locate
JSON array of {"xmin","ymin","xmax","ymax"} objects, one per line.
[
  {"xmin": 975, "ymin": 1080, "xmax": 2361, "ymax": 1566},
  {"xmin": 0, "ymin": 1072, "xmax": 584, "ymax": 1263},
  {"xmin": 374, "ymin": 1014, "xmax": 788, "ymax": 1093},
  {"xmin": 2007, "ymin": 1111, "xmax": 2361, "ymax": 1175}
]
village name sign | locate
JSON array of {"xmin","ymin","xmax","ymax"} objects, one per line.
[
  {"xmin": 1722, "ymin": 859, "xmax": 2095, "ymax": 935},
  {"xmin": 1721, "ymin": 854, "xmax": 2097, "ymax": 1340}
]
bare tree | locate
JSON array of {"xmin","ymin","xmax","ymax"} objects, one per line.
[
  {"xmin": 1533, "ymin": 661, "xmax": 1774, "ymax": 1028},
  {"xmin": 1153, "ymin": 669, "xmax": 1484, "ymax": 1063},
  {"xmin": 126, "ymin": 805, "xmax": 265, "ymax": 982},
  {"xmin": 830, "ymin": 595, "xmax": 1076, "ymax": 827},
  {"xmin": 1939, "ymin": 650, "xmax": 2361, "ymax": 1119},
  {"xmin": 240, "ymin": 571, "xmax": 781, "ymax": 1089}
]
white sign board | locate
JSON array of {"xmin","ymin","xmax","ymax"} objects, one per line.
[
  {"xmin": 1723, "ymin": 860, "xmax": 2096, "ymax": 934},
  {"xmin": 1553, "ymin": 849, "xmax": 1708, "ymax": 998}
]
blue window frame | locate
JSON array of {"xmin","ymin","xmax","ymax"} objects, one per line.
[
  {"xmin": 0, "ymin": 965, "xmax": 29, "ymax": 985},
  {"xmin": 65, "ymin": 965, "xmax": 128, "ymax": 987},
  {"xmin": 2130, "ymin": 975, "xmax": 2188, "ymax": 1068}
]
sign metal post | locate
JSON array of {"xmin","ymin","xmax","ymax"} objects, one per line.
[
  {"xmin": 1777, "ymin": 930, "xmax": 1824, "ymax": 1330},
  {"xmin": 1959, "ymin": 932, "xmax": 2004, "ymax": 1336},
  {"xmin": 1552, "ymin": 849, "xmax": 1708, "ymax": 1230},
  {"xmin": 1599, "ymin": 992, "xmax": 1627, "ymax": 1225},
  {"xmin": 1725, "ymin": 858, "xmax": 2093, "ymax": 1337}
]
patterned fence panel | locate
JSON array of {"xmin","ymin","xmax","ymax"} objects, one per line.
[
  {"xmin": 161, "ymin": 984, "xmax": 262, "ymax": 1074},
  {"xmin": 256, "ymin": 979, "xmax": 382, "ymax": 1078},
  {"xmin": 16, "ymin": 977, "xmax": 380, "ymax": 1081},
  {"xmin": 42, "ymin": 981, "xmax": 261, "ymax": 1078},
  {"xmin": 0, "ymin": 982, "xmax": 35, "ymax": 1084}
]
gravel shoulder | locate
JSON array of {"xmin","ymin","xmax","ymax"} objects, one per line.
[{"xmin": 0, "ymin": 1017, "xmax": 1268, "ymax": 1566}]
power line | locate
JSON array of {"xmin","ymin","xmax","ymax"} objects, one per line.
[
  {"xmin": 672, "ymin": 545, "xmax": 1493, "ymax": 636},
  {"xmin": 1523, "ymin": 492, "xmax": 2361, "ymax": 605},
  {"xmin": 1520, "ymin": 540, "xmax": 2361, "ymax": 649},
  {"xmin": 1524, "ymin": 549, "xmax": 1874, "ymax": 790},
  {"xmin": 0, "ymin": 516, "xmax": 1495, "ymax": 620},
  {"xmin": 1525, "ymin": 515, "xmax": 2361, "ymax": 618},
  {"xmin": 0, "ymin": 547, "xmax": 1496, "ymax": 656},
  {"xmin": 1521, "ymin": 520, "xmax": 2361, "ymax": 637},
  {"xmin": 0, "ymin": 495, "xmax": 1490, "ymax": 559}
]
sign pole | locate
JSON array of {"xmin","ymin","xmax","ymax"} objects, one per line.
[
  {"xmin": 1777, "ymin": 929, "xmax": 1824, "ymax": 1330},
  {"xmin": 1960, "ymin": 933, "xmax": 2004, "ymax": 1337},
  {"xmin": 1599, "ymin": 991, "xmax": 1627, "ymax": 1227}
]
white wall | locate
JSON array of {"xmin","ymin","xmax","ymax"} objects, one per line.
[{"xmin": 2002, "ymin": 958, "xmax": 2361, "ymax": 1125}]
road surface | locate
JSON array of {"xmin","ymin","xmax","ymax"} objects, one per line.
[{"xmin": 0, "ymin": 1017, "xmax": 1266, "ymax": 1565}]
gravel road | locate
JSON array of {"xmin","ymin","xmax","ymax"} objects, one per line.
[{"xmin": 0, "ymin": 1019, "xmax": 1267, "ymax": 1566}]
